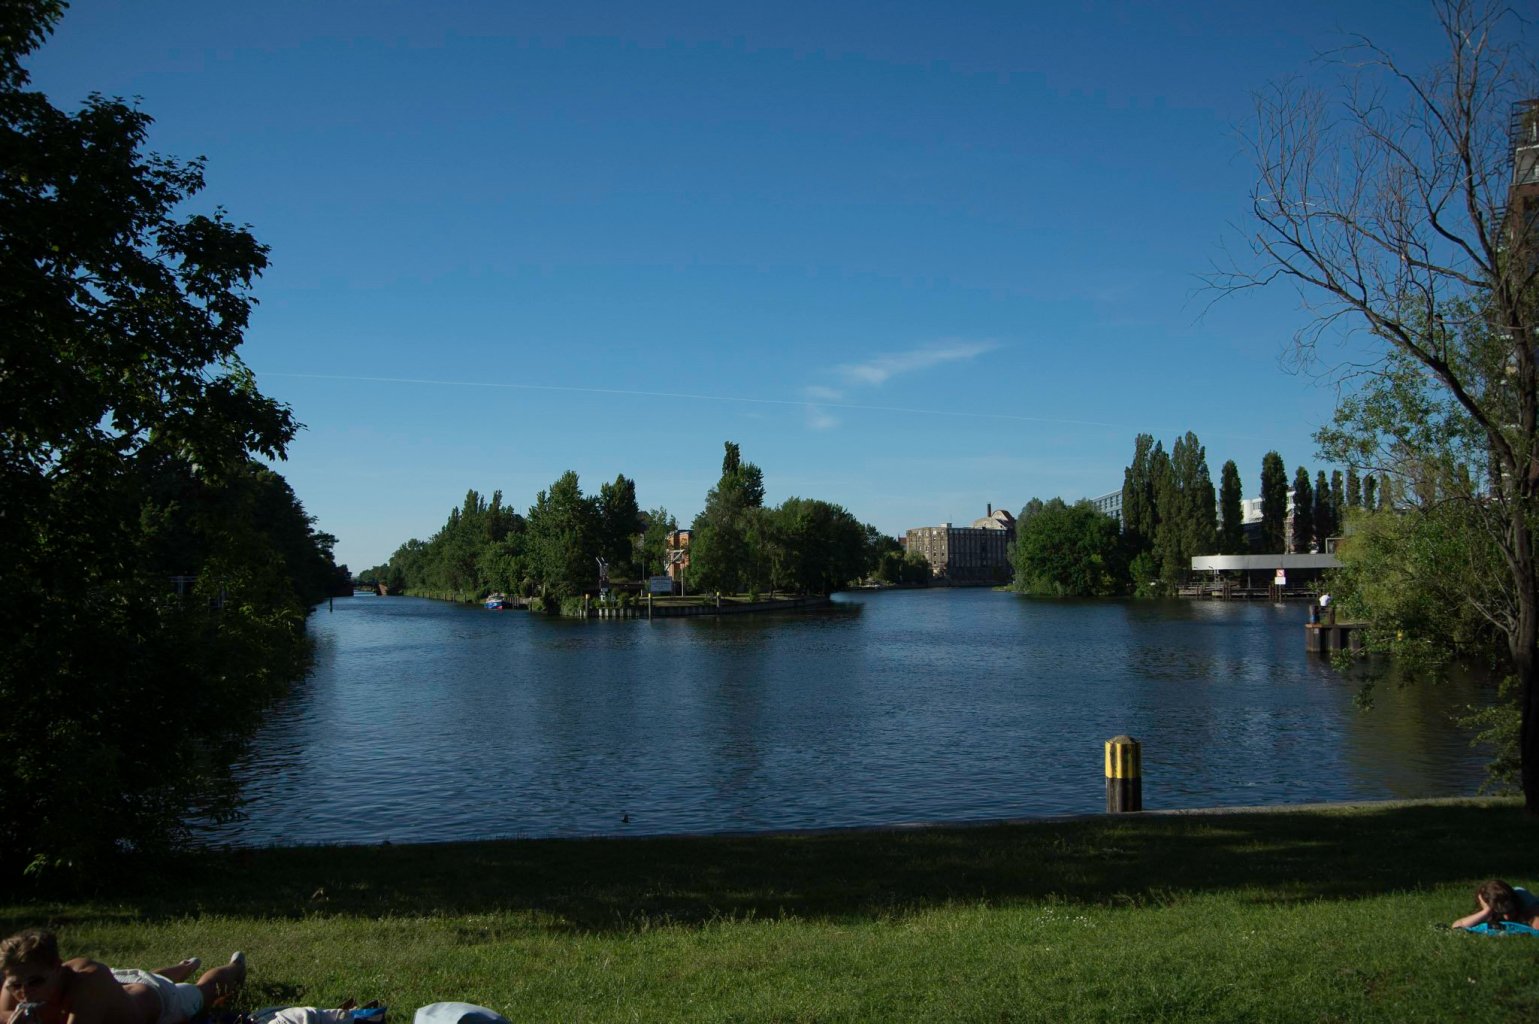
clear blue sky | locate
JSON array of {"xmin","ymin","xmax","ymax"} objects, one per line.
[{"xmin": 25, "ymin": 1, "xmax": 1453, "ymax": 571}]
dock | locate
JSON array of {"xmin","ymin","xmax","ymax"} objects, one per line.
[{"xmin": 1304, "ymin": 620, "xmax": 1365, "ymax": 654}]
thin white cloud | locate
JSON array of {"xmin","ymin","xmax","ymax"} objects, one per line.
[
  {"xmin": 834, "ymin": 339, "xmax": 999, "ymax": 387},
  {"xmin": 805, "ymin": 405, "xmax": 840, "ymax": 431},
  {"xmin": 803, "ymin": 385, "xmax": 846, "ymax": 401}
]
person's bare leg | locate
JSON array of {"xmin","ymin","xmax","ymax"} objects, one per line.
[
  {"xmin": 152, "ymin": 959, "xmax": 200, "ymax": 983},
  {"xmin": 193, "ymin": 953, "xmax": 246, "ymax": 1009}
]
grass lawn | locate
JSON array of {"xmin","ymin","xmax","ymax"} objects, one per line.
[{"xmin": 7, "ymin": 799, "xmax": 1539, "ymax": 1022}]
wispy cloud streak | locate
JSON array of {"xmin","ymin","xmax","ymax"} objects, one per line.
[
  {"xmin": 834, "ymin": 340, "xmax": 998, "ymax": 387},
  {"xmin": 257, "ymin": 371, "xmax": 1120, "ymax": 429}
]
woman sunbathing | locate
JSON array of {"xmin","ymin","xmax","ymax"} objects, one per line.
[{"xmin": 1451, "ymin": 879, "xmax": 1539, "ymax": 931}]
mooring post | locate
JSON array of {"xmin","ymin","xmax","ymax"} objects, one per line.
[{"xmin": 1105, "ymin": 735, "xmax": 1142, "ymax": 813}]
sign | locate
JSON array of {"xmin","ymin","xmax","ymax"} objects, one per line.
[
  {"xmin": 1274, "ymin": 570, "xmax": 1287, "ymax": 586},
  {"xmin": 648, "ymin": 576, "xmax": 674, "ymax": 595}
]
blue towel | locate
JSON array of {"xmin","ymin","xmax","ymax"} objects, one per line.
[{"xmin": 1463, "ymin": 920, "xmax": 1539, "ymax": 936}]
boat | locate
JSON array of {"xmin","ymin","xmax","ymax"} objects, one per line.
[{"xmin": 484, "ymin": 593, "xmax": 510, "ymax": 610}]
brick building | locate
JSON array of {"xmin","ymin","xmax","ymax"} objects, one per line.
[{"xmin": 905, "ymin": 505, "xmax": 1015, "ymax": 582}]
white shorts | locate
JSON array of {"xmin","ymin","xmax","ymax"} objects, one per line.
[{"xmin": 110, "ymin": 969, "xmax": 203, "ymax": 1024}]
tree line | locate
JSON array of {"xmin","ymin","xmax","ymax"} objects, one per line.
[
  {"xmin": 1012, "ymin": 432, "xmax": 1364, "ymax": 597},
  {"xmin": 364, "ymin": 442, "xmax": 898, "ymax": 605}
]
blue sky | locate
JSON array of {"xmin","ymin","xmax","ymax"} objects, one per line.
[{"xmin": 25, "ymin": 1, "xmax": 1457, "ymax": 570}]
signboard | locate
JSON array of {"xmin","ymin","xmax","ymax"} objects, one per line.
[
  {"xmin": 1274, "ymin": 570, "xmax": 1287, "ymax": 587},
  {"xmin": 648, "ymin": 576, "xmax": 675, "ymax": 595}
]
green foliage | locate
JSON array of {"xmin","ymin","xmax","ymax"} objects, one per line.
[
  {"xmin": 688, "ymin": 441, "xmax": 766, "ymax": 595},
  {"xmin": 525, "ymin": 471, "xmax": 599, "ymax": 599},
  {"xmin": 1259, "ymin": 451, "xmax": 1289, "ymax": 553},
  {"xmin": 0, "ymin": 3, "xmax": 335, "ymax": 881},
  {"xmin": 1291, "ymin": 466, "xmax": 1314, "ymax": 553},
  {"xmin": 1120, "ymin": 434, "xmax": 1160, "ymax": 557},
  {"xmin": 1459, "ymin": 675, "xmax": 1521, "ymax": 795},
  {"xmin": 1152, "ymin": 432, "xmax": 1217, "ymax": 587},
  {"xmin": 759, "ymin": 497, "xmax": 868, "ymax": 596},
  {"xmin": 901, "ymin": 550, "xmax": 932, "ymax": 583},
  {"xmin": 1218, "ymin": 459, "xmax": 1246, "ymax": 554},
  {"xmin": 1012, "ymin": 499, "xmax": 1128, "ymax": 597},
  {"xmin": 595, "ymin": 474, "xmax": 641, "ymax": 579},
  {"xmin": 636, "ymin": 506, "xmax": 676, "ymax": 580},
  {"xmin": 1121, "ymin": 432, "xmax": 1216, "ymax": 594},
  {"xmin": 1312, "ymin": 469, "xmax": 1333, "ymax": 548},
  {"xmin": 376, "ymin": 489, "xmax": 526, "ymax": 600},
  {"xmin": 1330, "ymin": 507, "xmax": 1506, "ymax": 666}
]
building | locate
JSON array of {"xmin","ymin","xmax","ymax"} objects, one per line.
[
  {"xmin": 1086, "ymin": 489, "xmax": 1122, "ymax": 524},
  {"xmin": 1509, "ymin": 99, "xmax": 1539, "ymax": 267},
  {"xmin": 905, "ymin": 506, "xmax": 1014, "ymax": 582},
  {"xmin": 665, "ymin": 528, "xmax": 691, "ymax": 583}
]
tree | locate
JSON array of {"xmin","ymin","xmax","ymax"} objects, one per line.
[
  {"xmin": 1314, "ymin": 469, "xmax": 1334, "ymax": 548},
  {"xmin": 1218, "ymin": 459, "xmax": 1246, "ymax": 554},
  {"xmin": 763, "ymin": 498, "xmax": 867, "ymax": 596},
  {"xmin": 1219, "ymin": 0, "xmax": 1539, "ymax": 808},
  {"xmin": 1346, "ymin": 466, "xmax": 1362, "ymax": 509},
  {"xmin": 1363, "ymin": 474, "xmax": 1378, "ymax": 511},
  {"xmin": 689, "ymin": 441, "xmax": 766, "ymax": 594},
  {"xmin": 1012, "ymin": 500, "xmax": 1128, "ymax": 597},
  {"xmin": 596, "ymin": 474, "xmax": 641, "ymax": 578},
  {"xmin": 526, "ymin": 471, "xmax": 599, "ymax": 598},
  {"xmin": 0, "ymin": 2, "xmax": 334, "ymax": 878},
  {"xmin": 1259, "ymin": 452, "xmax": 1289, "ymax": 553},
  {"xmin": 1291, "ymin": 467, "xmax": 1314, "ymax": 554},
  {"xmin": 637, "ymin": 506, "xmax": 677, "ymax": 579},
  {"xmin": 1153, "ymin": 431, "xmax": 1218, "ymax": 586}
]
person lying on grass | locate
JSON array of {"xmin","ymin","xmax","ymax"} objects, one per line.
[
  {"xmin": 1451, "ymin": 879, "xmax": 1539, "ymax": 931},
  {"xmin": 0, "ymin": 930, "xmax": 246, "ymax": 1024}
]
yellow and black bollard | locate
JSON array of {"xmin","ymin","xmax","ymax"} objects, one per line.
[{"xmin": 1105, "ymin": 735, "xmax": 1142, "ymax": 813}]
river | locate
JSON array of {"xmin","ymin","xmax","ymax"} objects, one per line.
[{"xmin": 209, "ymin": 589, "xmax": 1494, "ymax": 846}]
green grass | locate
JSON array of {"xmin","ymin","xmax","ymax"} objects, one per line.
[{"xmin": 8, "ymin": 800, "xmax": 1539, "ymax": 1022}]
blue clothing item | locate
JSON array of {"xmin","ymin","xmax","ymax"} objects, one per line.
[{"xmin": 1464, "ymin": 920, "xmax": 1539, "ymax": 936}]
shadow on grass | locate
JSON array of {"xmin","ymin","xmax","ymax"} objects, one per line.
[{"xmin": 11, "ymin": 802, "xmax": 1536, "ymax": 934}]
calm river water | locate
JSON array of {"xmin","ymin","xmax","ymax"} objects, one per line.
[{"xmin": 212, "ymin": 589, "xmax": 1494, "ymax": 846}]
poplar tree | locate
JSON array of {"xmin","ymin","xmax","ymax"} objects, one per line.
[
  {"xmin": 1218, "ymin": 459, "xmax": 1246, "ymax": 554},
  {"xmin": 1346, "ymin": 467, "xmax": 1362, "ymax": 509},
  {"xmin": 1315, "ymin": 469, "xmax": 1334, "ymax": 547},
  {"xmin": 1260, "ymin": 452, "xmax": 1289, "ymax": 553},
  {"xmin": 1292, "ymin": 467, "xmax": 1315, "ymax": 553}
]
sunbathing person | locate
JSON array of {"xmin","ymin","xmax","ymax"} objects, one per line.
[
  {"xmin": 1451, "ymin": 879, "xmax": 1539, "ymax": 931},
  {"xmin": 0, "ymin": 930, "xmax": 246, "ymax": 1024}
]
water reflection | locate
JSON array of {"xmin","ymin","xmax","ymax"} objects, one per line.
[{"xmin": 211, "ymin": 590, "xmax": 1496, "ymax": 846}]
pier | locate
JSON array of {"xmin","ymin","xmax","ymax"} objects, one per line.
[{"xmin": 1304, "ymin": 620, "xmax": 1365, "ymax": 654}]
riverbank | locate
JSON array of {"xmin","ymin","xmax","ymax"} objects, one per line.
[{"xmin": 9, "ymin": 799, "xmax": 1536, "ymax": 1021}]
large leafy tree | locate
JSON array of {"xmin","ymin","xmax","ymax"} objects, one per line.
[
  {"xmin": 0, "ymin": 2, "xmax": 335, "ymax": 877},
  {"xmin": 1012, "ymin": 499, "xmax": 1127, "ymax": 597},
  {"xmin": 1220, "ymin": 1, "xmax": 1539, "ymax": 807},
  {"xmin": 689, "ymin": 441, "xmax": 766, "ymax": 594},
  {"xmin": 525, "ymin": 471, "xmax": 599, "ymax": 598},
  {"xmin": 596, "ymin": 473, "xmax": 641, "ymax": 578}
]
